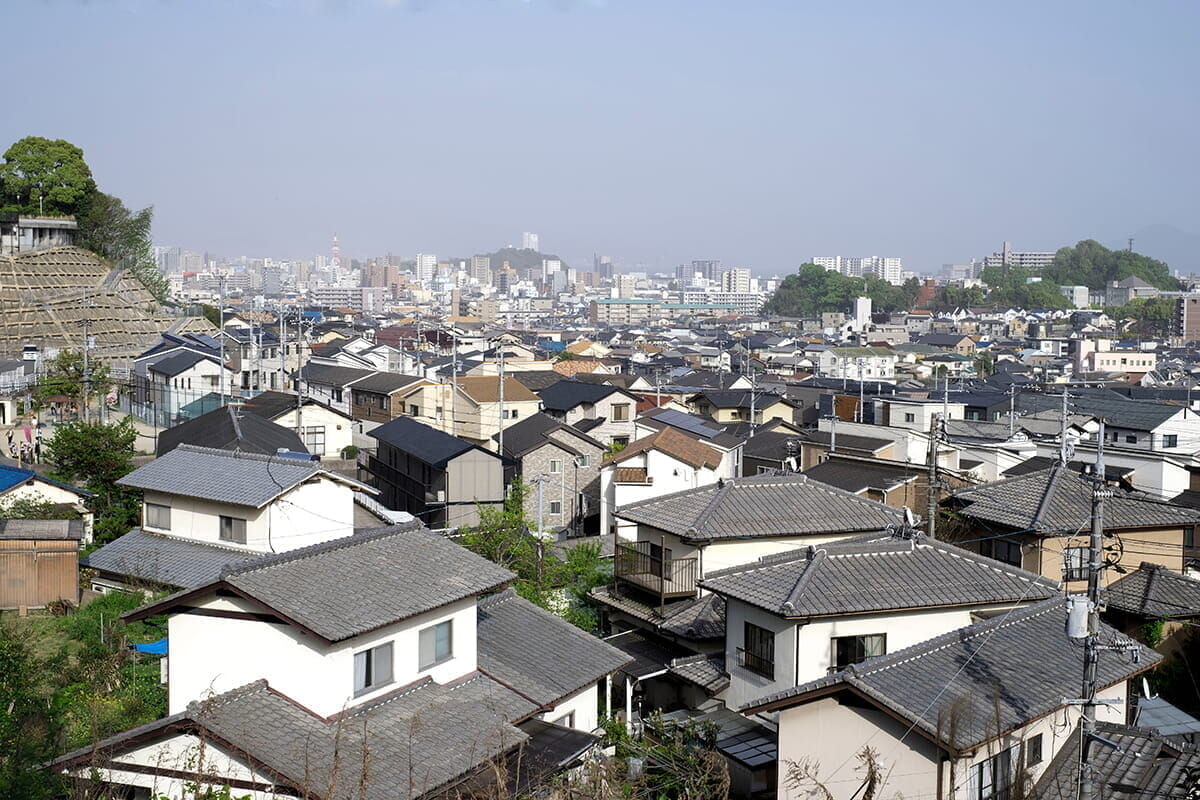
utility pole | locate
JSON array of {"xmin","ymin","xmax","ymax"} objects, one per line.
[
  {"xmin": 497, "ymin": 347, "xmax": 505, "ymax": 456},
  {"xmin": 857, "ymin": 359, "xmax": 865, "ymax": 423},
  {"xmin": 749, "ymin": 358, "xmax": 759, "ymax": 435},
  {"xmin": 218, "ymin": 279, "xmax": 227, "ymax": 407},
  {"xmin": 451, "ymin": 330, "xmax": 459, "ymax": 437},
  {"xmin": 829, "ymin": 414, "xmax": 837, "ymax": 454},
  {"xmin": 1008, "ymin": 384, "xmax": 1017, "ymax": 437},
  {"xmin": 1077, "ymin": 419, "xmax": 1112, "ymax": 800},
  {"xmin": 1059, "ymin": 390, "xmax": 1070, "ymax": 465},
  {"xmin": 295, "ymin": 310, "xmax": 304, "ymax": 433},
  {"xmin": 925, "ymin": 412, "xmax": 942, "ymax": 540},
  {"xmin": 81, "ymin": 317, "xmax": 92, "ymax": 423}
]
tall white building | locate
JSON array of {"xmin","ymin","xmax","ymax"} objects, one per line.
[
  {"xmin": 470, "ymin": 255, "xmax": 491, "ymax": 285},
  {"xmin": 720, "ymin": 268, "xmax": 751, "ymax": 293},
  {"xmin": 415, "ymin": 253, "xmax": 437, "ymax": 283},
  {"xmin": 981, "ymin": 242, "xmax": 1056, "ymax": 271},
  {"xmin": 813, "ymin": 256, "xmax": 903, "ymax": 285},
  {"xmin": 542, "ymin": 258, "xmax": 562, "ymax": 279},
  {"xmin": 522, "ymin": 232, "xmax": 540, "ymax": 252}
]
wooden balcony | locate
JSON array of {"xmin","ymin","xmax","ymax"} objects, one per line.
[{"xmin": 614, "ymin": 541, "xmax": 698, "ymax": 601}]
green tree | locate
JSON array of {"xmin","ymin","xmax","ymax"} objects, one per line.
[
  {"xmin": 33, "ymin": 349, "xmax": 111, "ymax": 412},
  {"xmin": 76, "ymin": 192, "xmax": 169, "ymax": 303},
  {"xmin": 1113, "ymin": 296, "xmax": 1176, "ymax": 338},
  {"xmin": 764, "ymin": 263, "xmax": 913, "ymax": 317},
  {"xmin": 44, "ymin": 418, "xmax": 140, "ymax": 544},
  {"xmin": 0, "ymin": 619, "xmax": 64, "ymax": 800},
  {"xmin": 0, "ymin": 493, "xmax": 81, "ymax": 521},
  {"xmin": 0, "ymin": 136, "xmax": 96, "ymax": 216},
  {"xmin": 1043, "ymin": 239, "xmax": 1176, "ymax": 291}
]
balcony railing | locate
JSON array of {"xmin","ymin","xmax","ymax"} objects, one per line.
[
  {"xmin": 614, "ymin": 541, "xmax": 698, "ymax": 600},
  {"xmin": 737, "ymin": 647, "xmax": 775, "ymax": 679}
]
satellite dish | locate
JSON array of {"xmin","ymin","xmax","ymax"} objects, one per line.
[{"xmin": 1142, "ymin": 677, "xmax": 1157, "ymax": 700}]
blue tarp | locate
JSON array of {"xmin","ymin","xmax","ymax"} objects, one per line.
[{"xmin": 133, "ymin": 638, "xmax": 168, "ymax": 655}]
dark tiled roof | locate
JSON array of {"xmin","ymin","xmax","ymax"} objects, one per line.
[
  {"xmin": 803, "ymin": 459, "xmax": 920, "ymax": 495},
  {"xmin": 349, "ymin": 371, "xmax": 423, "ymax": 394},
  {"xmin": 476, "ymin": 588, "xmax": 632, "ymax": 705},
  {"xmin": 1036, "ymin": 722, "xmax": 1200, "ymax": 800},
  {"xmin": 148, "ymin": 350, "xmax": 215, "ymax": 377},
  {"xmin": 82, "ymin": 528, "xmax": 260, "ymax": 588},
  {"xmin": 1016, "ymin": 388, "xmax": 1183, "ymax": 432},
  {"xmin": 128, "ymin": 526, "xmax": 515, "ymax": 643},
  {"xmin": 299, "ymin": 363, "xmax": 374, "ymax": 387},
  {"xmin": 512, "ymin": 371, "xmax": 567, "ymax": 392},
  {"xmin": 668, "ymin": 655, "xmax": 729, "ymax": 694},
  {"xmin": 744, "ymin": 599, "xmax": 1159, "ymax": 752},
  {"xmin": 948, "ymin": 463, "xmax": 1200, "ymax": 533},
  {"xmin": 0, "ymin": 519, "xmax": 84, "ymax": 540},
  {"xmin": 616, "ymin": 474, "xmax": 905, "ymax": 540},
  {"xmin": 156, "ymin": 406, "xmax": 307, "ymax": 457},
  {"xmin": 1105, "ymin": 562, "xmax": 1200, "ymax": 619},
  {"xmin": 368, "ymin": 416, "xmax": 486, "ymax": 467},
  {"xmin": 537, "ymin": 380, "xmax": 625, "ymax": 412},
  {"xmin": 657, "ymin": 592, "xmax": 726, "ymax": 640},
  {"xmin": 118, "ymin": 445, "xmax": 334, "ymax": 507},
  {"xmin": 57, "ymin": 675, "xmax": 536, "ymax": 800},
  {"xmin": 702, "ymin": 535, "xmax": 1058, "ymax": 618},
  {"xmin": 498, "ymin": 413, "xmax": 600, "ymax": 460}
]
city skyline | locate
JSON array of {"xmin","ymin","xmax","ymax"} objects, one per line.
[{"xmin": 3, "ymin": 1, "xmax": 1198, "ymax": 273}]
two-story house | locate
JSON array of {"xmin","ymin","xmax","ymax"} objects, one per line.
[
  {"xmin": 685, "ymin": 390, "xmax": 794, "ymax": 427},
  {"xmin": 944, "ymin": 462, "xmax": 1200, "ymax": 588},
  {"xmin": 241, "ymin": 391, "xmax": 356, "ymax": 459},
  {"xmin": 0, "ymin": 463, "xmax": 93, "ymax": 541},
  {"xmin": 743, "ymin": 600, "xmax": 1156, "ymax": 800},
  {"xmin": 145, "ymin": 351, "xmax": 232, "ymax": 424},
  {"xmin": 300, "ymin": 363, "xmax": 376, "ymax": 415},
  {"xmin": 57, "ymin": 527, "xmax": 632, "ymax": 799},
  {"xmin": 365, "ymin": 415, "xmax": 505, "ymax": 528},
  {"xmin": 816, "ymin": 347, "xmax": 898, "ymax": 381},
  {"xmin": 536, "ymin": 380, "xmax": 640, "ymax": 448},
  {"xmin": 634, "ymin": 407, "xmax": 745, "ymax": 476},
  {"xmin": 155, "ymin": 405, "xmax": 307, "ymax": 457},
  {"xmin": 701, "ymin": 533, "xmax": 1059, "ymax": 709},
  {"xmin": 595, "ymin": 474, "xmax": 907, "ymax": 622},
  {"xmin": 497, "ymin": 413, "xmax": 605, "ymax": 537},
  {"xmin": 83, "ymin": 444, "xmax": 372, "ymax": 593},
  {"xmin": 599, "ymin": 426, "xmax": 728, "ymax": 538},
  {"xmin": 349, "ymin": 372, "xmax": 430, "ymax": 430}
]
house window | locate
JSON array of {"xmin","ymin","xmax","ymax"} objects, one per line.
[
  {"xmin": 1063, "ymin": 546, "xmax": 1088, "ymax": 582},
  {"xmin": 979, "ymin": 538, "xmax": 1022, "ymax": 568},
  {"xmin": 1025, "ymin": 734, "xmax": 1042, "ymax": 766},
  {"xmin": 145, "ymin": 502, "xmax": 171, "ymax": 531},
  {"xmin": 552, "ymin": 711, "xmax": 576, "ymax": 728},
  {"xmin": 612, "ymin": 403, "xmax": 630, "ymax": 422},
  {"xmin": 1126, "ymin": 435, "xmax": 1137, "ymax": 444},
  {"xmin": 550, "ymin": 501, "xmax": 562, "ymax": 515},
  {"xmin": 969, "ymin": 744, "xmax": 1017, "ymax": 800},
  {"xmin": 353, "ymin": 642, "xmax": 393, "ymax": 695},
  {"xmin": 549, "ymin": 459, "xmax": 563, "ymax": 474},
  {"xmin": 219, "ymin": 515, "xmax": 247, "ymax": 545},
  {"xmin": 1185, "ymin": 526, "xmax": 1196, "ymax": 549},
  {"xmin": 576, "ymin": 455, "xmax": 590, "ymax": 468},
  {"xmin": 409, "ymin": 404, "xmax": 420, "ymax": 416},
  {"xmin": 419, "ymin": 620, "xmax": 453, "ymax": 670},
  {"xmin": 904, "ymin": 413, "xmax": 916, "ymax": 423},
  {"xmin": 739, "ymin": 622, "xmax": 775, "ymax": 679},
  {"xmin": 301, "ymin": 426, "xmax": 326, "ymax": 456},
  {"xmin": 832, "ymin": 634, "xmax": 886, "ymax": 671},
  {"xmin": 1164, "ymin": 435, "xmax": 1179, "ymax": 448}
]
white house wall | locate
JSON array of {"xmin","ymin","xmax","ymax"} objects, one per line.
[
  {"xmin": 169, "ymin": 595, "xmax": 479, "ymax": 718},
  {"xmin": 269, "ymin": 404, "xmax": 355, "ymax": 459},
  {"xmin": 540, "ymin": 684, "xmax": 600, "ymax": 733}
]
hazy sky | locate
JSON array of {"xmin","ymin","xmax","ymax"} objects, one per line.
[{"xmin": 4, "ymin": 0, "xmax": 1198, "ymax": 274}]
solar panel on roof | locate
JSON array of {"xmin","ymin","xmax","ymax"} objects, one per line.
[{"xmin": 658, "ymin": 409, "xmax": 721, "ymax": 438}]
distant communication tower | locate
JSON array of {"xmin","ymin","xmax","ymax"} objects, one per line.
[{"xmin": 331, "ymin": 232, "xmax": 341, "ymax": 270}]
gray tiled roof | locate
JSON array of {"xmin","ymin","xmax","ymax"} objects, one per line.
[
  {"xmin": 657, "ymin": 593, "xmax": 726, "ymax": 639},
  {"xmin": 116, "ymin": 444, "xmax": 345, "ymax": 508},
  {"xmin": 669, "ymin": 655, "xmax": 729, "ymax": 694},
  {"xmin": 82, "ymin": 528, "xmax": 260, "ymax": 589},
  {"xmin": 1036, "ymin": 722, "xmax": 1200, "ymax": 800},
  {"xmin": 0, "ymin": 519, "xmax": 84, "ymax": 540},
  {"xmin": 702, "ymin": 535, "xmax": 1058, "ymax": 618},
  {"xmin": 1105, "ymin": 562, "xmax": 1200, "ymax": 619},
  {"xmin": 802, "ymin": 459, "xmax": 920, "ymax": 495},
  {"xmin": 743, "ymin": 599, "xmax": 1159, "ymax": 753},
  {"xmin": 948, "ymin": 463, "xmax": 1200, "ymax": 533},
  {"xmin": 476, "ymin": 588, "xmax": 632, "ymax": 705},
  {"xmin": 59, "ymin": 675, "xmax": 536, "ymax": 800},
  {"xmin": 616, "ymin": 474, "xmax": 906, "ymax": 541},
  {"xmin": 130, "ymin": 526, "xmax": 515, "ymax": 643}
]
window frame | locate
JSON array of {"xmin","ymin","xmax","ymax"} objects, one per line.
[
  {"xmin": 353, "ymin": 641, "xmax": 394, "ymax": 696},
  {"xmin": 219, "ymin": 515, "xmax": 247, "ymax": 545},
  {"xmin": 145, "ymin": 502, "xmax": 172, "ymax": 531},
  {"xmin": 419, "ymin": 619, "xmax": 454, "ymax": 671},
  {"xmin": 612, "ymin": 403, "xmax": 630, "ymax": 422},
  {"xmin": 549, "ymin": 459, "xmax": 563, "ymax": 474},
  {"xmin": 831, "ymin": 633, "xmax": 887, "ymax": 672},
  {"xmin": 1063, "ymin": 546, "xmax": 1088, "ymax": 582},
  {"xmin": 549, "ymin": 500, "xmax": 563, "ymax": 515},
  {"xmin": 739, "ymin": 621, "xmax": 775, "ymax": 679}
]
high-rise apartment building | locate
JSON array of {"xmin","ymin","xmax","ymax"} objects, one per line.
[
  {"xmin": 415, "ymin": 253, "xmax": 437, "ymax": 283},
  {"xmin": 980, "ymin": 242, "xmax": 1056, "ymax": 271},
  {"xmin": 471, "ymin": 255, "xmax": 492, "ymax": 285},
  {"xmin": 595, "ymin": 255, "xmax": 614, "ymax": 279},
  {"xmin": 813, "ymin": 256, "xmax": 903, "ymax": 285},
  {"xmin": 522, "ymin": 232, "xmax": 539, "ymax": 251},
  {"xmin": 721, "ymin": 268, "xmax": 751, "ymax": 293},
  {"xmin": 692, "ymin": 260, "xmax": 722, "ymax": 282},
  {"xmin": 542, "ymin": 258, "xmax": 561, "ymax": 279}
]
